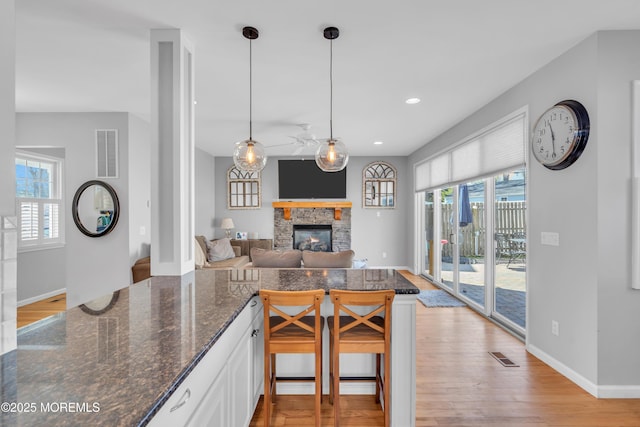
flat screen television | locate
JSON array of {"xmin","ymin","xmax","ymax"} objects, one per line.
[{"xmin": 278, "ymin": 159, "xmax": 347, "ymax": 199}]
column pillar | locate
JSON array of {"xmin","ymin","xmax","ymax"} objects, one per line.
[{"xmin": 150, "ymin": 29, "xmax": 195, "ymax": 276}]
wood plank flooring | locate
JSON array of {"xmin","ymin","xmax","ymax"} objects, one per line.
[
  {"xmin": 249, "ymin": 271, "xmax": 640, "ymax": 427},
  {"xmin": 17, "ymin": 293, "xmax": 66, "ymax": 328}
]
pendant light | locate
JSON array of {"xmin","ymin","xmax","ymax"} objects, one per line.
[
  {"xmin": 315, "ymin": 26, "xmax": 349, "ymax": 172},
  {"xmin": 233, "ymin": 26, "xmax": 267, "ymax": 172}
]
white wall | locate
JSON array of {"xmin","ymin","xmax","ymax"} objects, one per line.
[
  {"xmin": 408, "ymin": 31, "xmax": 640, "ymax": 395},
  {"xmin": 128, "ymin": 114, "xmax": 151, "ymax": 266},
  {"xmin": 17, "ymin": 113, "xmax": 132, "ymax": 308},
  {"xmin": 0, "ymin": 0, "xmax": 17, "ymax": 354},
  {"xmin": 195, "ymin": 147, "xmax": 216, "ymax": 239},
  {"xmin": 0, "ymin": 1, "xmax": 14, "ymax": 218},
  {"xmin": 594, "ymin": 31, "xmax": 640, "ymax": 388},
  {"xmin": 212, "ymin": 156, "xmax": 410, "ymax": 267}
]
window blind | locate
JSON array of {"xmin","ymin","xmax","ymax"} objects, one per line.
[{"xmin": 415, "ymin": 111, "xmax": 526, "ymax": 192}]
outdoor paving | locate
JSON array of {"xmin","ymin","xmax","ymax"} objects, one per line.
[{"xmin": 440, "ymin": 261, "xmax": 526, "ymax": 328}]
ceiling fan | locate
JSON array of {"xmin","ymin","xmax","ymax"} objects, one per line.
[{"xmin": 266, "ymin": 123, "xmax": 325, "ymax": 155}]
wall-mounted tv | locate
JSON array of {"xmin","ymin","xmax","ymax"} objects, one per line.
[{"xmin": 278, "ymin": 159, "xmax": 347, "ymax": 199}]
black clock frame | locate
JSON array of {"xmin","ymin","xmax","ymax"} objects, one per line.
[{"xmin": 535, "ymin": 99, "xmax": 590, "ymax": 170}]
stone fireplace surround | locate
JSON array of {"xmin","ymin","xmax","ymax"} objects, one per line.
[{"xmin": 272, "ymin": 202, "xmax": 351, "ymax": 252}]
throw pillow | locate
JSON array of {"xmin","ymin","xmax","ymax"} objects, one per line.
[
  {"xmin": 251, "ymin": 248, "xmax": 302, "ymax": 268},
  {"xmin": 195, "ymin": 235, "xmax": 209, "ymax": 258},
  {"xmin": 302, "ymin": 250, "xmax": 355, "ymax": 268},
  {"xmin": 206, "ymin": 238, "xmax": 237, "ymax": 262},
  {"xmin": 194, "ymin": 237, "xmax": 208, "ymax": 269}
]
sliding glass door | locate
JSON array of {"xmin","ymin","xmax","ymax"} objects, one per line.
[
  {"xmin": 493, "ymin": 168, "xmax": 526, "ymax": 330},
  {"xmin": 439, "ymin": 187, "xmax": 454, "ymax": 289},
  {"xmin": 458, "ymin": 180, "xmax": 485, "ymax": 309},
  {"xmin": 421, "ymin": 169, "xmax": 526, "ymax": 335}
]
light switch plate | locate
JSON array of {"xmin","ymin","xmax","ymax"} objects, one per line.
[{"xmin": 541, "ymin": 232, "xmax": 559, "ymax": 246}]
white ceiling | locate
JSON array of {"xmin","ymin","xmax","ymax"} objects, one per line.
[{"xmin": 15, "ymin": 0, "xmax": 640, "ymax": 157}]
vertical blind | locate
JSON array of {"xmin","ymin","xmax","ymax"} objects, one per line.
[{"xmin": 415, "ymin": 111, "xmax": 526, "ymax": 192}]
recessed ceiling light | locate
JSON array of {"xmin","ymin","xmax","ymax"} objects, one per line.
[
  {"xmin": 405, "ymin": 97, "xmax": 421, "ymax": 105},
  {"xmin": 373, "ymin": 141, "xmax": 384, "ymax": 145}
]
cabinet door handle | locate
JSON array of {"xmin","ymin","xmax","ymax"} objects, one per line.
[
  {"xmin": 251, "ymin": 328, "xmax": 260, "ymax": 337},
  {"xmin": 170, "ymin": 388, "xmax": 191, "ymax": 412},
  {"xmin": 250, "ymin": 300, "xmax": 258, "ymax": 307}
]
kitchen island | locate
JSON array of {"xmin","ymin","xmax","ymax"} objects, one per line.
[{"xmin": 0, "ymin": 268, "xmax": 418, "ymax": 426}]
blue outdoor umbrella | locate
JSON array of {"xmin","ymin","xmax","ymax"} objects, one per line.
[{"xmin": 459, "ymin": 184, "xmax": 473, "ymax": 227}]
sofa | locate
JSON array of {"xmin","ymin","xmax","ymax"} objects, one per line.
[
  {"xmin": 248, "ymin": 247, "xmax": 355, "ymax": 268},
  {"xmin": 132, "ymin": 240, "xmax": 356, "ymax": 283},
  {"xmin": 195, "ymin": 236, "xmax": 251, "ymax": 269},
  {"xmin": 131, "ymin": 237, "xmax": 254, "ymax": 283}
]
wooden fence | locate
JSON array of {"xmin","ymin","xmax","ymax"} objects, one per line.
[{"xmin": 440, "ymin": 201, "xmax": 526, "ymax": 258}]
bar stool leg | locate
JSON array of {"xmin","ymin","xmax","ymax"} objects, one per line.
[
  {"xmin": 270, "ymin": 354, "xmax": 277, "ymax": 403},
  {"xmin": 333, "ymin": 343, "xmax": 341, "ymax": 427},
  {"xmin": 384, "ymin": 352, "xmax": 390, "ymax": 427},
  {"xmin": 375, "ymin": 354, "xmax": 381, "ymax": 404},
  {"xmin": 263, "ymin": 350, "xmax": 271, "ymax": 427},
  {"xmin": 315, "ymin": 341, "xmax": 322, "ymax": 427},
  {"xmin": 329, "ymin": 332, "xmax": 334, "ymax": 405}
]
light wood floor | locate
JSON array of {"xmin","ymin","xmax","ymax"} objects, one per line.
[
  {"xmin": 17, "ymin": 293, "xmax": 66, "ymax": 328},
  {"xmin": 249, "ymin": 271, "xmax": 640, "ymax": 427}
]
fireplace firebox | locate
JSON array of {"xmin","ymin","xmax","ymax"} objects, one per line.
[{"xmin": 293, "ymin": 224, "xmax": 332, "ymax": 252}]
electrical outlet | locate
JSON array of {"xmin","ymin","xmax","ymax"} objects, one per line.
[
  {"xmin": 551, "ymin": 320, "xmax": 559, "ymax": 336},
  {"xmin": 382, "ymin": 252, "xmax": 387, "ymax": 259}
]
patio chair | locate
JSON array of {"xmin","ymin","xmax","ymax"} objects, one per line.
[{"xmin": 495, "ymin": 233, "xmax": 526, "ymax": 267}]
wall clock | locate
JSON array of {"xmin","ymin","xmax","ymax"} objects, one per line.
[{"xmin": 531, "ymin": 99, "xmax": 590, "ymax": 170}]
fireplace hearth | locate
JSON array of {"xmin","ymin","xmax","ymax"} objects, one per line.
[{"xmin": 293, "ymin": 224, "xmax": 332, "ymax": 252}]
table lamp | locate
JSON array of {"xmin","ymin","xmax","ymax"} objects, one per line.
[{"xmin": 221, "ymin": 218, "xmax": 235, "ymax": 238}]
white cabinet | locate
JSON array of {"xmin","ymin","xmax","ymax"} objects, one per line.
[{"xmin": 149, "ymin": 296, "xmax": 264, "ymax": 427}]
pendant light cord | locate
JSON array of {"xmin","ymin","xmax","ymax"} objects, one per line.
[
  {"xmin": 249, "ymin": 38, "xmax": 253, "ymax": 140},
  {"xmin": 329, "ymin": 37, "xmax": 333, "ymax": 140}
]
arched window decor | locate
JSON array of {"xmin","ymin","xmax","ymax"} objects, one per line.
[
  {"xmin": 362, "ymin": 161, "xmax": 396, "ymax": 208},
  {"xmin": 227, "ymin": 166, "xmax": 261, "ymax": 209}
]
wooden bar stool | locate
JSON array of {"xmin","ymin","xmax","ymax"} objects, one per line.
[
  {"xmin": 328, "ymin": 289, "xmax": 395, "ymax": 427},
  {"xmin": 259, "ymin": 289, "xmax": 325, "ymax": 427}
]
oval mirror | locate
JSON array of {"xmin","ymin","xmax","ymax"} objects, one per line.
[
  {"xmin": 79, "ymin": 290, "xmax": 121, "ymax": 315},
  {"xmin": 72, "ymin": 180, "xmax": 120, "ymax": 237}
]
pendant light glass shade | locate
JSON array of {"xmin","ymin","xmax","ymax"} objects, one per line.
[
  {"xmin": 233, "ymin": 26, "xmax": 267, "ymax": 172},
  {"xmin": 233, "ymin": 138, "xmax": 266, "ymax": 172},
  {"xmin": 316, "ymin": 26, "xmax": 348, "ymax": 172},
  {"xmin": 315, "ymin": 138, "xmax": 348, "ymax": 172}
]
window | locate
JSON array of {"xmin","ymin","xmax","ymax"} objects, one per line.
[
  {"xmin": 15, "ymin": 151, "xmax": 64, "ymax": 250},
  {"xmin": 227, "ymin": 166, "xmax": 261, "ymax": 209},
  {"xmin": 363, "ymin": 161, "xmax": 396, "ymax": 208}
]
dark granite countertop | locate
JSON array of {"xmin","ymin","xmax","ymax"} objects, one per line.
[{"xmin": 0, "ymin": 268, "xmax": 418, "ymax": 426}]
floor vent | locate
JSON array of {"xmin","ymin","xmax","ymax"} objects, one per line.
[{"xmin": 489, "ymin": 351, "xmax": 519, "ymax": 367}]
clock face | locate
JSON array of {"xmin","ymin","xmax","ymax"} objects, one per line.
[{"xmin": 531, "ymin": 100, "xmax": 589, "ymax": 170}]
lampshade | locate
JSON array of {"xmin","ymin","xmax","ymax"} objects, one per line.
[
  {"xmin": 233, "ymin": 139, "xmax": 266, "ymax": 172},
  {"xmin": 316, "ymin": 26, "xmax": 348, "ymax": 172},
  {"xmin": 221, "ymin": 218, "xmax": 235, "ymax": 230},
  {"xmin": 315, "ymin": 138, "xmax": 349, "ymax": 172}
]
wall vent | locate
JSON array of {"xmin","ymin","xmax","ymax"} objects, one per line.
[{"xmin": 96, "ymin": 129, "xmax": 118, "ymax": 178}]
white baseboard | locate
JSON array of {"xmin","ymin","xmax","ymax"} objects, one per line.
[
  {"xmin": 598, "ymin": 385, "xmax": 640, "ymax": 398},
  {"xmin": 527, "ymin": 344, "xmax": 640, "ymax": 398},
  {"xmin": 18, "ymin": 288, "xmax": 66, "ymax": 307}
]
